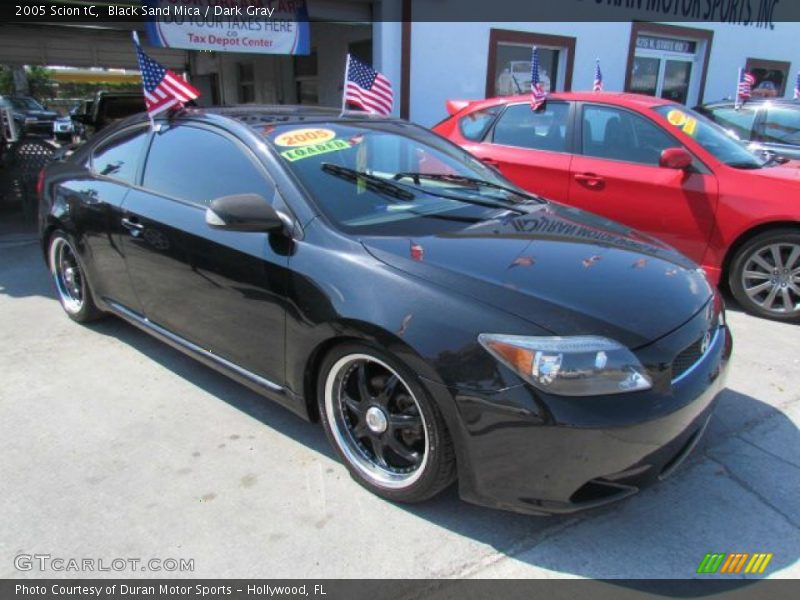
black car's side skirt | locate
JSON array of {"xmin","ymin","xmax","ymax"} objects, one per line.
[{"xmin": 106, "ymin": 301, "xmax": 311, "ymax": 420}]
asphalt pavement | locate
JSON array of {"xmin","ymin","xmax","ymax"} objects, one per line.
[{"xmin": 0, "ymin": 223, "xmax": 797, "ymax": 580}]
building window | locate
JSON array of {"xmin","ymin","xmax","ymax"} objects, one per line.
[
  {"xmin": 486, "ymin": 29, "xmax": 575, "ymax": 99},
  {"xmin": 237, "ymin": 63, "xmax": 255, "ymax": 103},
  {"xmin": 294, "ymin": 50, "xmax": 318, "ymax": 105},
  {"xmin": 745, "ymin": 58, "xmax": 790, "ymax": 98},
  {"xmin": 625, "ymin": 23, "xmax": 713, "ymax": 107}
]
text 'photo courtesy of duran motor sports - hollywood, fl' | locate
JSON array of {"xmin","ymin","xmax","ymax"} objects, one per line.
[{"xmin": 0, "ymin": 0, "xmax": 799, "ymax": 597}]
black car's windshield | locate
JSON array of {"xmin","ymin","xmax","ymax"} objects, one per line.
[
  {"xmin": 9, "ymin": 97, "xmax": 44, "ymax": 111},
  {"xmin": 654, "ymin": 105, "xmax": 767, "ymax": 169},
  {"xmin": 262, "ymin": 121, "xmax": 540, "ymax": 234}
]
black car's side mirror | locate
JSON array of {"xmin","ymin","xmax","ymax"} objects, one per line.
[{"xmin": 205, "ymin": 194, "xmax": 285, "ymax": 233}]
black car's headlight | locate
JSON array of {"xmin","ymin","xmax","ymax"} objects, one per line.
[{"xmin": 478, "ymin": 334, "xmax": 652, "ymax": 396}]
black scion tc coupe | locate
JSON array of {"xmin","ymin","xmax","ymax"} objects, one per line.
[{"xmin": 38, "ymin": 106, "xmax": 731, "ymax": 515}]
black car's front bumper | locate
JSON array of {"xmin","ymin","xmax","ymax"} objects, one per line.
[{"xmin": 426, "ymin": 313, "xmax": 732, "ymax": 516}]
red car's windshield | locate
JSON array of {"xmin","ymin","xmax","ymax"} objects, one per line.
[{"xmin": 653, "ymin": 105, "xmax": 768, "ymax": 169}]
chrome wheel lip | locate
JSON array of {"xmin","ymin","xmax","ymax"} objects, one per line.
[
  {"xmin": 324, "ymin": 353, "xmax": 429, "ymax": 489},
  {"xmin": 49, "ymin": 237, "xmax": 85, "ymax": 315},
  {"xmin": 741, "ymin": 242, "xmax": 800, "ymax": 315}
]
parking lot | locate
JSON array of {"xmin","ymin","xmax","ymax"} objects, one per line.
[{"xmin": 0, "ymin": 222, "xmax": 798, "ymax": 580}]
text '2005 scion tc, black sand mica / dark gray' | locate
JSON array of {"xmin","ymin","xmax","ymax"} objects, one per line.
[{"xmin": 38, "ymin": 106, "xmax": 731, "ymax": 515}]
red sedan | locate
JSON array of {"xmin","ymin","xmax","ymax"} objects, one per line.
[{"xmin": 434, "ymin": 92, "xmax": 800, "ymax": 322}]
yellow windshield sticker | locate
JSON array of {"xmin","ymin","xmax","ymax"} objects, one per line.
[
  {"xmin": 666, "ymin": 109, "xmax": 698, "ymax": 136},
  {"xmin": 667, "ymin": 109, "xmax": 687, "ymax": 127},
  {"xmin": 280, "ymin": 139, "xmax": 350, "ymax": 162},
  {"xmin": 274, "ymin": 128, "xmax": 336, "ymax": 147}
]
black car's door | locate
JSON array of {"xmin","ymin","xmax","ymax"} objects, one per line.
[
  {"xmin": 60, "ymin": 124, "xmax": 149, "ymax": 313},
  {"xmin": 119, "ymin": 122, "xmax": 289, "ymax": 385}
]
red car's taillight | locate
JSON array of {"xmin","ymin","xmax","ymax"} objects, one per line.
[{"xmin": 36, "ymin": 168, "xmax": 45, "ymax": 199}]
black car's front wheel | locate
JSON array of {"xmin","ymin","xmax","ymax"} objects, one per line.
[
  {"xmin": 318, "ymin": 343, "xmax": 456, "ymax": 503},
  {"xmin": 48, "ymin": 231, "xmax": 103, "ymax": 323},
  {"xmin": 729, "ymin": 229, "xmax": 800, "ymax": 322}
]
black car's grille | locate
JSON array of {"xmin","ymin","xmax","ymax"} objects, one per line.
[
  {"xmin": 672, "ymin": 338, "xmax": 705, "ymax": 380},
  {"xmin": 671, "ymin": 312, "xmax": 720, "ymax": 382}
]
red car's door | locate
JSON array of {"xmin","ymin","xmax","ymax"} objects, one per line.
[
  {"xmin": 464, "ymin": 101, "xmax": 574, "ymax": 202},
  {"xmin": 568, "ymin": 103, "xmax": 718, "ymax": 264}
]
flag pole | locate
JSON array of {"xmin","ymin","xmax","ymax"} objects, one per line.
[
  {"xmin": 131, "ymin": 30, "xmax": 153, "ymax": 129},
  {"xmin": 734, "ymin": 67, "xmax": 742, "ymax": 110},
  {"xmin": 340, "ymin": 54, "xmax": 351, "ymax": 116}
]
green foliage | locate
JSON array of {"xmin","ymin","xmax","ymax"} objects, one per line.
[
  {"xmin": 0, "ymin": 65, "xmax": 140, "ymax": 101},
  {"xmin": 0, "ymin": 65, "xmax": 55, "ymax": 98},
  {"xmin": 56, "ymin": 81, "xmax": 140, "ymax": 99}
]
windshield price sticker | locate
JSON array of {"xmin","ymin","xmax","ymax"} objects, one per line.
[
  {"xmin": 281, "ymin": 139, "xmax": 351, "ymax": 162},
  {"xmin": 666, "ymin": 109, "xmax": 698, "ymax": 137},
  {"xmin": 274, "ymin": 128, "xmax": 337, "ymax": 147}
]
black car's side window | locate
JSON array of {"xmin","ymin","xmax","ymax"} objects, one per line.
[
  {"xmin": 142, "ymin": 126, "xmax": 271, "ymax": 206},
  {"xmin": 761, "ymin": 106, "xmax": 800, "ymax": 145},
  {"xmin": 707, "ymin": 106, "xmax": 757, "ymax": 141},
  {"xmin": 91, "ymin": 128, "xmax": 148, "ymax": 184},
  {"xmin": 581, "ymin": 105, "xmax": 676, "ymax": 166},
  {"xmin": 491, "ymin": 102, "xmax": 570, "ymax": 152}
]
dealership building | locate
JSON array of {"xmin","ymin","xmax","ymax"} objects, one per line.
[{"xmin": 1, "ymin": 1, "xmax": 799, "ymax": 126}]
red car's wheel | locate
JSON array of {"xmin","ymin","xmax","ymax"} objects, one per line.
[{"xmin": 729, "ymin": 229, "xmax": 800, "ymax": 322}]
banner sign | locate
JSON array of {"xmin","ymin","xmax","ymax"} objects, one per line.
[{"xmin": 143, "ymin": 0, "xmax": 310, "ymax": 55}]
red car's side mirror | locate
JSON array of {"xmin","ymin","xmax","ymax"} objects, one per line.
[{"xmin": 659, "ymin": 147, "xmax": 693, "ymax": 170}]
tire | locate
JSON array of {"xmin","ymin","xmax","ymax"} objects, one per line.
[
  {"xmin": 318, "ymin": 342, "xmax": 456, "ymax": 503},
  {"xmin": 729, "ymin": 228, "xmax": 800, "ymax": 322},
  {"xmin": 47, "ymin": 231, "xmax": 104, "ymax": 323}
]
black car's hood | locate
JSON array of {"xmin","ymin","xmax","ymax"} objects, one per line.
[{"xmin": 362, "ymin": 203, "xmax": 712, "ymax": 348}]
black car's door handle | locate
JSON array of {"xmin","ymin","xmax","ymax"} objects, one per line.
[{"xmin": 121, "ymin": 217, "xmax": 144, "ymax": 233}]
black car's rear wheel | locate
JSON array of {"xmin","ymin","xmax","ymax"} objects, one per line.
[
  {"xmin": 318, "ymin": 343, "xmax": 455, "ymax": 502},
  {"xmin": 48, "ymin": 231, "xmax": 103, "ymax": 323},
  {"xmin": 729, "ymin": 229, "xmax": 800, "ymax": 322}
]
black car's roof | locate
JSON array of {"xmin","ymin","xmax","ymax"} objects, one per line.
[
  {"xmin": 206, "ymin": 105, "xmax": 404, "ymax": 127},
  {"xmin": 91, "ymin": 105, "xmax": 411, "ymax": 151},
  {"xmin": 700, "ymin": 98, "xmax": 800, "ymax": 108},
  {"xmin": 122, "ymin": 104, "xmax": 404, "ymax": 130}
]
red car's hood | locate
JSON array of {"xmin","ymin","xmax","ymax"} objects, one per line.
[{"xmin": 750, "ymin": 160, "xmax": 800, "ymax": 183}]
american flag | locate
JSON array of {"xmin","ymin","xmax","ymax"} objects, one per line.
[
  {"xmin": 530, "ymin": 47, "xmax": 547, "ymax": 111},
  {"xmin": 133, "ymin": 32, "xmax": 199, "ymax": 118},
  {"xmin": 737, "ymin": 69, "xmax": 756, "ymax": 103},
  {"xmin": 593, "ymin": 60, "xmax": 603, "ymax": 92},
  {"xmin": 794, "ymin": 71, "xmax": 800, "ymax": 100},
  {"xmin": 344, "ymin": 55, "xmax": 394, "ymax": 116}
]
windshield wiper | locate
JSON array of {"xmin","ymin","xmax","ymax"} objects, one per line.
[
  {"xmin": 393, "ymin": 172, "xmax": 541, "ymax": 202},
  {"xmin": 322, "ymin": 164, "xmax": 530, "ymax": 215},
  {"xmin": 321, "ymin": 163, "xmax": 415, "ymax": 201}
]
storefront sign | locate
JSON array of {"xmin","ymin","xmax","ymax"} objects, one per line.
[
  {"xmin": 636, "ymin": 35, "xmax": 696, "ymax": 54},
  {"xmin": 144, "ymin": 1, "xmax": 310, "ymax": 55}
]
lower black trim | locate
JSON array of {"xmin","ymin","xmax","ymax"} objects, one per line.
[{"xmin": 106, "ymin": 300, "xmax": 310, "ymax": 421}]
